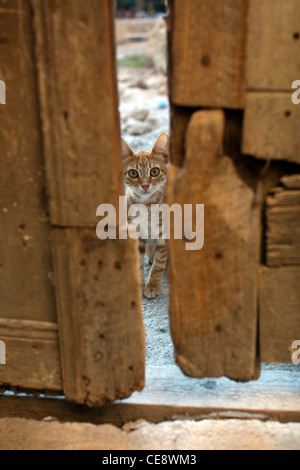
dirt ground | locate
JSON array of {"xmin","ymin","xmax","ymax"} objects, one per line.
[
  {"xmin": 1, "ymin": 417, "xmax": 300, "ymax": 450},
  {"xmin": 142, "ymin": 264, "xmax": 174, "ymax": 366}
]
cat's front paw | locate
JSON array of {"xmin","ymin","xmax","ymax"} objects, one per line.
[{"xmin": 144, "ymin": 284, "xmax": 162, "ymax": 299}]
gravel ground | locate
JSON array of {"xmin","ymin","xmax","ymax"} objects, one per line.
[
  {"xmin": 118, "ymin": 67, "xmax": 170, "ymax": 153},
  {"xmin": 142, "ymin": 264, "xmax": 174, "ymax": 366}
]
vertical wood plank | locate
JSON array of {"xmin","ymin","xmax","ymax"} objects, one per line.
[
  {"xmin": 0, "ymin": 0, "xmax": 56, "ymax": 323},
  {"xmin": 32, "ymin": 0, "xmax": 122, "ymax": 227},
  {"xmin": 0, "ymin": 0, "xmax": 62, "ymax": 391},
  {"xmin": 32, "ymin": 0, "xmax": 145, "ymax": 405},
  {"xmin": 52, "ymin": 230, "xmax": 145, "ymax": 407},
  {"xmin": 167, "ymin": 110, "xmax": 261, "ymax": 381},
  {"xmin": 169, "ymin": 0, "xmax": 248, "ymax": 109}
]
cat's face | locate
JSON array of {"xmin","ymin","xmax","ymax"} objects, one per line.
[{"xmin": 121, "ymin": 133, "xmax": 170, "ymax": 199}]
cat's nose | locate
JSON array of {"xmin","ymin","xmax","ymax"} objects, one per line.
[{"xmin": 141, "ymin": 184, "xmax": 150, "ymax": 192}]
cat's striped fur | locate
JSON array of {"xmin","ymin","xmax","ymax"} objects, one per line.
[{"xmin": 121, "ymin": 134, "xmax": 169, "ymax": 299}]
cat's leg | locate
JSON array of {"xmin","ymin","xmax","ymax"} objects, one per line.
[
  {"xmin": 145, "ymin": 241, "xmax": 156, "ymax": 265},
  {"xmin": 144, "ymin": 241, "xmax": 168, "ymax": 299},
  {"xmin": 139, "ymin": 240, "xmax": 146, "ymax": 290}
]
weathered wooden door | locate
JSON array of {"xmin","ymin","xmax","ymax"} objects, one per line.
[
  {"xmin": 0, "ymin": 0, "xmax": 299, "ymax": 408},
  {"xmin": 0, "ymin": 0, "xmax": 145, "ymax": 406}
]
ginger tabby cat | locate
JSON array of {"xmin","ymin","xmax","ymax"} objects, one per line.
[{"xmin": 121, "ymin": 133, "xmax": 169, "ymax": 299}]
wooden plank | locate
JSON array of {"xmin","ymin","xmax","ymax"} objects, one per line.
[
  {"xmin": 169, "ymin": 0, "xmax": 248, "ymax": 109},
  {"xmin": 266, "ymin": 190, "xmax": 300, "ymax": 266},
  {"xmin": 167, "ymin": 110, "xmax": 261, "ymax": 382},
  {"xmin": 267, "ymin": 206, "xmax": 300, "ymax": 242},
  {"xmin": 32, "ymin": 0, "xmax": 145, "ymax": 406},
  {"xmin": 32, "ymin": 0, "xmax": 122, "ymax": 227},
  {"xmin": 242, "ymin": 92, "xmax": 300, "ymax": 164},
  {"xmin": 0, "ymin": 0, "xmax": 57, "ymax": 324},
  {"xmin": 281, "ymin": 175, "xmax": 300, "ymax": 190},
  {"xmin": 52, "ymin": 229, "xmax": 145, "ymax": 407},
  {"xmin": 0, "ymin": 319, "xmax": 62, "ymax": 391},
  {"xmin": 0, "ymin": 367, "xmax": 299, "ymax": 425},
  {"xmin": 246, "ymin": 0, "xmax": 300, "ymax": 91},
  {"xmin": 260, "ymin": 267, "xmax": 300, "ymax": 363},
  {"xmin": 267, "ymin": 189, "xmax": 300, "ymax": 206},
  {"xmin": 124, "ymin": 366, "xmax": 300, "ymax": 421},
  {"xmin": 0, "ymin": 0, "xmax": 60, "ymax": 391}
]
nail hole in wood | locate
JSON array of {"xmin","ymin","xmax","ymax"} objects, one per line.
[{"xmin": 201, "ymin": 55, "xmax": 210, "ymax": 67}]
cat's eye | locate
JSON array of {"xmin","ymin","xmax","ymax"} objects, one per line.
[
  {"xmin": 150, "ymin": 167, "xmax": 160, "ymax": 177},
  {"xmin": 128, "ymin": 169, "xmax": 139, "ymax": 179}
]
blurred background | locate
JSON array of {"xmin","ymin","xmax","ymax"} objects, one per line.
[
  {"xmin": 116, "ymin": 0, "xmax": 167, "ymax": 18},
  {"xmin": 115, "ymin": 0, "xmax": 169, "ymax": 155}
]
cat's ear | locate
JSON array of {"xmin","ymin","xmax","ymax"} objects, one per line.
[
  {"xmin": 152, "ymin": 133, "xmax": 170, "ymax": 163},
  {"xmin": 121, "ymin": 138, "xmax": 134, "ymax": 160}
]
